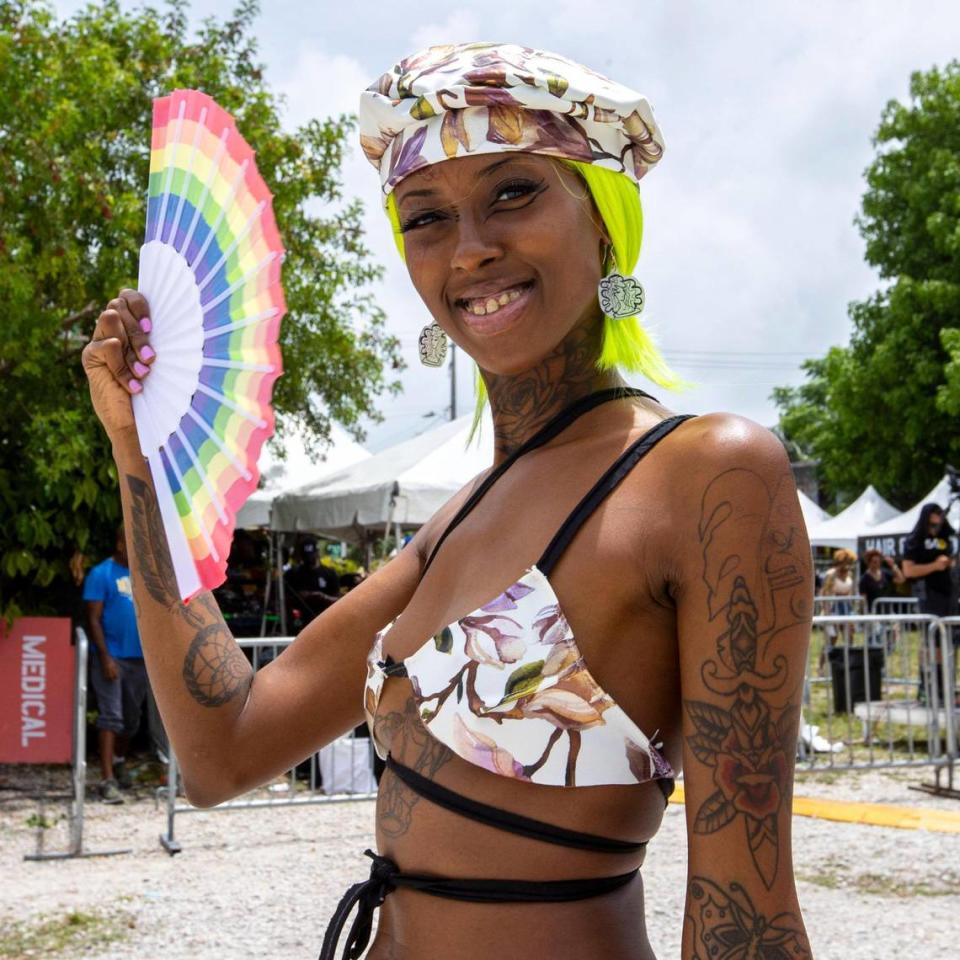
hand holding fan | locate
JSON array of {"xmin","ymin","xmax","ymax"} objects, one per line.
[{"xmin": 133, "ymin": 89, "xmax": 286, "ymax": 603}]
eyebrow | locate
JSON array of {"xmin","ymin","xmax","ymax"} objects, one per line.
[{"xmin": 397, "ymin": 157, "xmax": 530, "ymax": 205}]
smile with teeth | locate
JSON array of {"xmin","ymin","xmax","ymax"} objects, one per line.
[{"xmin": 458, "ymin": 282, "xmax": 531, "ymax": 316}]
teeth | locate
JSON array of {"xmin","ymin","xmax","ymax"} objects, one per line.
[{"xmin": 462, "ymin": 285, "xmax": 525, "ymax": 316}]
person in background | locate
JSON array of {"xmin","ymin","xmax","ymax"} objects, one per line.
[
  {"xmin": 859, "ymin": 549, "xmax": 905, "ymax": 611},
  {"xmin": 903, "ymin": 503, "xmax": 957, "ymax": 702},
  {"xmin": 83, "ymin": 525, "xmax": 152, "ymax": 803},
  {"xmin": 859, "ymin": 549, "xmax": 905, "ymax": 651},
  {"xmin": 285, "ymin": 539, "xmax": 341, "ymax": 624},
  {"xmin": 816, "ymin": 547, "xmax": 857, "ymax": 671}
]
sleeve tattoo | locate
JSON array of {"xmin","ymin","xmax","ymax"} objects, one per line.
[
  {"xmin": 126, "ymin": 474, "xmax": 252, "ymax": 708},
  {"xmin": 684, "ymin": 467, "xmax": 812, "ymax": 889}
]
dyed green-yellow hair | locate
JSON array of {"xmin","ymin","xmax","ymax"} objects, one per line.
[{"xmin": 383, "ymin": 156, "xmax": 688, "ymax": 442}]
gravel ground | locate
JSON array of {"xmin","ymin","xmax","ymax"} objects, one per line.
[{"xmin": 1, "ymin": 763, "xmax": 959, "ymax": 959}]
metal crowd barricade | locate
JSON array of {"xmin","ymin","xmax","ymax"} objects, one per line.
[
  {"xmin": 800, "ymin": 612, "xmax": 958, "ymax": 791},
  {"xmin": 24, "ymin": 628, "xmax": 131, "ymax": 861},
  {"xmin": 813, "ymin": 595, "xmax": 867, "ymax": 616},
  {"xmin": 158, "ymin": 636, "xmax": 377, "ymax": 855}
]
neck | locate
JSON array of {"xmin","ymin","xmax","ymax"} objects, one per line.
[
  {"xmin": 482, "ymin": 320, "xmax": 626, "ymax": 460},
  {"xmin": 114, "ymin": 552, "xmax": 126, "ymax": 566}
]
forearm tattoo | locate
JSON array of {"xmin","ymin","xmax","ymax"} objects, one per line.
[
  {"xmin": 684, "ymin": 468, "xmax": 811, "ymax": 888},
  {"xmin": 126, "ymin": 474, "xmax": 252, "ymax": 708},
  {"xmin": 373, "ymin": 697, "xmax": 453, "ymax": 838},
  {"xmin": 685, "ymin": 875, "xmax": 811, "ymax": 959}
]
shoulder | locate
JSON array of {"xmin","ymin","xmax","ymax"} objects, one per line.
[
  {"xmin": 662, "ymin": 411, "xmax": 791, "ymax": 475},
  {"xmin": 650, "ymin": 412, "xmax": 807, "ymax": 591}
]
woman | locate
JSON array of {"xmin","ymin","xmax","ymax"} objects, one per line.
[
  {"xmin": 903, "ymin": 503, "xmax": 957, "ymax": 703},
  {"xmin": 82, "ymin": 42, "xmax": 813, "ymax": 960},
  {"xmin": 859, "ymin": 548, "xmax": 905, "ymax": 651},
  {"xmin": 858, "ymin": 549, "xmax": 905, "ymax": 613}
]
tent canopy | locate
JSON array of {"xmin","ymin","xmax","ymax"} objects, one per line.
[
  {"xmin": 271, "ymin": 411, "xmax": 495, "ymax": 540},
  {"xmin": 863, "ymin": 475, "xmax": 960, "ymax": 538},
  {"xmin": 236, "ymin": 422, "xmax": 371, "ymax": 529},
  {"xmin": 798, "ymin": 490, "xmax": 828, "ymax": 533},
  {"xmin": 806, "ymin": 484, "xmax": 899, "ymax": 549}
]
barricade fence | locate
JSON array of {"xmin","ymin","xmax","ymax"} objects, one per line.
[
  {"xmin": 158, "ymin": 636, "xmax": 378, "ymax": 854},
  {"xmin": 797, "ymin": 613, "xmax": 956, "ymax": 777},
  {"xmin": 31, "ymin": 618, "xmax": 959, "ymax": 858}
]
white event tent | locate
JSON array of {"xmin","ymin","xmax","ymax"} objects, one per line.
[
  {"xmin": 271, "ymin": 410, "xmax": 495, "ymax": 541},
  {"xmin": 806, "ymin": 484, "xmax": 899, "ymax": 549},
  {"xmin": 859, "ymin": 474, "xmax": 960, "ymax": 545},
  {"xmin": 236, "ymin": 422, "xmax": 371, "ymax": 529},
  {"xmin": 798, "ymin": 490, "xmax": 829, "ymax": 533}
]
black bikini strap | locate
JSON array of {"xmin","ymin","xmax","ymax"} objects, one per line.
[
  {"xmin": 317, "ymin": 847, "xmax": 638, "ymax": 959},
  {"xmin": 537, "ymin": 414, "xmax": 696, "ymax": 577},
  {"xmin": 419, "ymin": 386, "xmax": 658, "ymax": 584},
  {"xmin": 385, "ymin": 753, "xmax": 647, "ymax": 854}
]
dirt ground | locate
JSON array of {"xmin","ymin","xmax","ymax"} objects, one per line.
[{"xmin": 1, "ymin": 761, "xmax": 959, "ymax": 959}]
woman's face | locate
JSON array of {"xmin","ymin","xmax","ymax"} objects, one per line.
[
  {"xmin": 868, "ymin": 554, "xmax": 882, "ymax": 572},
  {"xmin": 392, "ymin": 153, "xmax": 610, "ymax": 377}
]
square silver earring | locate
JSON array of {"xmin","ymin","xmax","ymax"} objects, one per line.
[
  {"xmin": 598, "ymin": 246, "xmax": 645, "ymax": 319},
  {"xmin": 418, "ymin": 322, "xmax": 448, "ymax": 367}
]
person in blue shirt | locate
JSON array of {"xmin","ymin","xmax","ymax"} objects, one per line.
[{"xmin": 83, "ymin": 525, "xmax": 152, "ymax": 803}]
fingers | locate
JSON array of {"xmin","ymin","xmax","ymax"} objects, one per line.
[
  {"xmin": 84, "ymin": 333, "xmax": 144, "ymax": 395},
  {"xmin": 90, "ymin": 289, "xmax": 156, "ymax": 394},
  {"xmin": 109, "ymin": 290, "xmax": 155, "ymax": 368}
]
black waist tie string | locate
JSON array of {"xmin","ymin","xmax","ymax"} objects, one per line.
[
  {"xmin": 318, "ymin": 754, "xmax": 647, "ymax": 960},
  {"xmin": 318, "ymin": 849, "xmax": 638, "ymax": 960}
]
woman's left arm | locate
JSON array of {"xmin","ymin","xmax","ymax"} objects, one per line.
[{"xmin": 669, "ymin": 414, "xmax": 814, "ymax": 959}]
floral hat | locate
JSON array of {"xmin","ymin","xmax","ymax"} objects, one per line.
[{"xmin": 358, "ymin": 41, "xmax": 665, "ymax": 200}]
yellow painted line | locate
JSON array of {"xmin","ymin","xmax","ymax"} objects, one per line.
[{"xmin": 668, "ymin": 784, "xmax": 960, "ymax": 834}]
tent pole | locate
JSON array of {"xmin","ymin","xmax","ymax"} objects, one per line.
[
  {"xmin": 259, "ymin": 530, "xmax": 273, "ymax": 638},
  {"xmin": 277, "ymin": 532, "xmax": 287, "ymax": 636}
]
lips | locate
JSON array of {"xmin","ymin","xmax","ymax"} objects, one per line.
[
  {"xmin": 455, "ymin": 280, "xmax": 536, "ymax": 335},
  {"xmin": 453, "ymin": 279, "xmax": 534, "ymax": 308}
]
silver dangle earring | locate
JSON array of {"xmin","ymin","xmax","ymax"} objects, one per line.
[
  {"xmin": 418, "ymin": 321, "xmax": 448, "ymax": 367},
  {"xmin": 597, "ymin": 245, "xmax": 645, "ymax": 319}
]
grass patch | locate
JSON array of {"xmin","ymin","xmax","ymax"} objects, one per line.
[
  {"xmin": 0, "ymin": 908, "xmax": 133, "ymax": 958},
  {"xmin": 799, "ymin": 858, "xmax": 960, "ymax": 898}
]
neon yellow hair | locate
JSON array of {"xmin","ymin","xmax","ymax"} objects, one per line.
[{"xmin": 383, "ymin": 156, "xmax": 689, "ymax": 443}]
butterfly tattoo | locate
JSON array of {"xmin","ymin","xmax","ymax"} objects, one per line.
[{"xmin": 686, "ymin": 877, "xmax": 811, "ymax": 960}]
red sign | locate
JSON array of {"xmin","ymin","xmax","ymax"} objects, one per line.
[{"xmin": 0, "ymin": 617, "xmax": 74, "ymax": 763}]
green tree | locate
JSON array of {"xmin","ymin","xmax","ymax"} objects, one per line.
[
  {"xmin": 774, "ymin": 60, "xmax": 960, "ymax": 509},
  {"xmin": 0, "ymin": 0, "xmax": 402, "ymax": 620}
]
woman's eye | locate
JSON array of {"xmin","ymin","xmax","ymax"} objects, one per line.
[
  {"xmin": 399, "ymin": 212, "xmax": 437, "ymax": 232},
  {"xmin": 399, "ymin": 180, "xmax": 538, "ymax": 233},
  {"xmin": 495, "ymin": 180, "xmax": 537, "ymax": 202}
]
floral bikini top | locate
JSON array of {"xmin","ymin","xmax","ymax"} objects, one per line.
[{"xmin": 364, "ymin": 388, "xmax": 696, "ymax": 791}]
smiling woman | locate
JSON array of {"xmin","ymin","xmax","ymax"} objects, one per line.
[
  {"xmin": 82, "ymin": 38, "xmax": 815, "ymax": 960},
  {"xmin": 384, "ymin": 154, "xmax": 688, "ymax": 440}
]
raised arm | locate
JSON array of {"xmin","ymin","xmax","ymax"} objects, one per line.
[
  {"xmin": 670, "ymin": 415, "xmax": 814, "ymax": 959},
  {"xmin": 83, "ymin": 289, "xmax": 426, "ymax": 807}
]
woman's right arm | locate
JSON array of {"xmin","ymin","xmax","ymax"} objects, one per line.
[
  {"xmin": 113, "ymin": 436, "xmax": 423, "ymax": 807},
  {"xmin": 84, "ymin": 289, "xmax": 425, "ymax": 808}
]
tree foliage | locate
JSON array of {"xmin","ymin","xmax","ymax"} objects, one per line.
[
  {"xmin": 774, "ymin": 60, "xmax": 960, "ymax": 508},
  {"xmin": 0, "ymin": 0, "xmax": 403, "ymax": 619}
]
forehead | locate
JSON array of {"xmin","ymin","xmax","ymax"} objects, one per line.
[{"xmin": 394, "ymin": 153, "xmax": 560, "ymax": 206}]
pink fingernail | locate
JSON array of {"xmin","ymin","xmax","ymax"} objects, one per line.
[
  {"xmin": 129, "ymin": 379, "xmax": 143, "ymax": 394},
  {"xmin": 140, "ymin": 317, "xmax": 152, "ymax": 333},
  {"xmin": 133, "ymin": 361, "xmax": 149, "ymax": 377},
  {"xmin": 141, "ymin": 345, "xmax": 155, "ymax": 362}
]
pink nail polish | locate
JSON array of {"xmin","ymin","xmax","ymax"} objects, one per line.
[
  {"xmin": 140, "ymin": 317, "xmax": 152, "ymax": 333},
  {"xmin": 129, "ymin": 379, "xmax": 143, "ymax": 394},
  {"xmin": 141, "ymin": 345, "xmax": 155, "ymax": 362},
  {"xmin": 133, "ymin": 361, "xmax": 149, "ymax": 377}
]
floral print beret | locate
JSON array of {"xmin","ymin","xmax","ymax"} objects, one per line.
[{"xmin": 357, "ymin": 40, "xmax": 665, "ymax": 200}]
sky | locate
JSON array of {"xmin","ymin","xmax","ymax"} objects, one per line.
[{"xmin": 54, "ymin": 0, "xmax": 960, "ymax": 452}]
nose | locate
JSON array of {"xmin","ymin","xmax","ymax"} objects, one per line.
[{"xmin": 449, "ymin": 210, "xmax": 504, "ymax": 275}]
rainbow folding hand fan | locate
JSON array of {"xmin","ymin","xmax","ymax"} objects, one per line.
[{"xmin": 133, "ymin": 89, "xmax": 285, "ymax": 603}]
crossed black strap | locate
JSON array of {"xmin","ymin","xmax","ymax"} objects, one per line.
[{"xmin": 317, "ymin": 848, "xmax": 638, "ymax": 960}]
